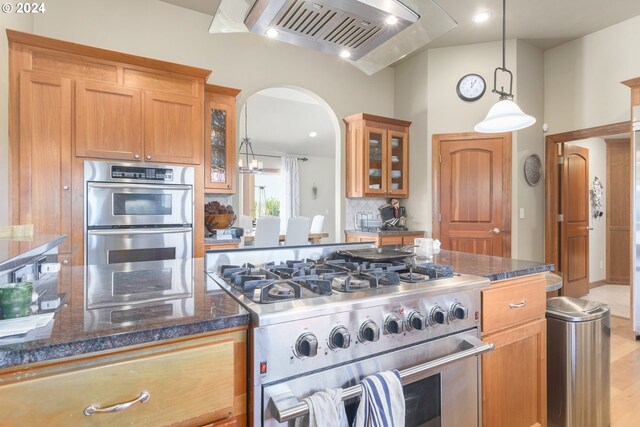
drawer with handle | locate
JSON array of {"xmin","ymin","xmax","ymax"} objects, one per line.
[
  {"xmin": 0, "ymin": 338, "xmax": 234, "ymax": 426},
  {"xmin": 481, "ymin": 274, "xmax": 546, "ymax": 335}
]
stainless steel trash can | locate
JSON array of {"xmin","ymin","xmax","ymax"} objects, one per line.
[{"xmin": 546, "ymin": 297, "xmax": 610, "ymax": 427}]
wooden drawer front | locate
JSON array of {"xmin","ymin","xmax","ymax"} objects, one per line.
[
  {"xmin": 0, "ymin": 340, "xmax": 234, "ymax": 426},
  {"xmin": 31, "ymin": 49, "xmax": 118, "ymax": 83},
  {"xmin": 380, "ymin": 235, "xmax": 403, "ymax": 245},
  {"xmin": 482, "ymin": 275, "xmax": 546, "ymax": 335}
]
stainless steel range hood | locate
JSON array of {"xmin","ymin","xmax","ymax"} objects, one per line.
[
  {"xmin": 209, "ymin": 0, "xmax": 457, "ymax": 75},
  {"xmin": 245, "ymin": 0, "xmax": 419, "ymax": 61}
]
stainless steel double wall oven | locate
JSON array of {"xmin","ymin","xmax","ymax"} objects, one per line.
[{"xmin": 84, "ymin": 160, "xmax": 194, "ymax": 266}]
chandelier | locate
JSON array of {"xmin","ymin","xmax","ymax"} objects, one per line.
[{"xmin": 238, "ymin": 101, "xmax": 263, "ymax": 174}]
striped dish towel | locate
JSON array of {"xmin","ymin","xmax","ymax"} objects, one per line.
[{"xmin": 354, "ymin": 370, "xmax": 405, "ymax": 427}]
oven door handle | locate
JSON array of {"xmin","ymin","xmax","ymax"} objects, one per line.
[
  {"xmin": 268, "ymin": 334, "xmax": 494, "ymax": 423},
  {"xmin": 88, "ymin": 227, "xmax": 192, "ymax": 235},
  {"xmin": 87, "ymin": 182, "xmax": 192, "ymax": 191}
]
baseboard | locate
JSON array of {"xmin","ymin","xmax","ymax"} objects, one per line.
[{"xmin": 590, "ymin": 280, "xmax": 607, "ymax": 289}]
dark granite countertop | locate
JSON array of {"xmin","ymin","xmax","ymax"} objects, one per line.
[
  {"xmin": 0, "ymin": 234, "xmax": 67, "ymax": 275},
  {"xmin": 345, "ymin": 229, "xmax": 426, "ymax": 236},
  {"xmin": 205, "ymin": 237, "xmax": 241, "ymax": 245},
  {"xmin": 0, "ymin": 259, "xmax": 249, "ymax": 369},
  {"xmin": 429, "ymin": 250, "xmax": 555, "ymax": 282}
]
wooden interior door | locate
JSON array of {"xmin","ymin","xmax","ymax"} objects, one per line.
[
  {"xmin": 436, "ymin": 133, "xmax": 511, "ymax": 256},
  {"xmin": 19, "ymin": 71, "xmax": 72, "ymax": 254},
  {"xmin": 606, "ymin": 139, "xmax": 630, "ymax": 284},
  {"xmin": 561, "ymin": 144, "xmax": 590, "ymax": 297}
]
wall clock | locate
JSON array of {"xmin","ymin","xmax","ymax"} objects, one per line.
[{"xmin": 456, "ymin": 73, "xmax": 486, "ymax": 102}]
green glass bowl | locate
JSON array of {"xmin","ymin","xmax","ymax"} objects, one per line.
[{"xmin": 0, "ymin": 282, "xmax": 33, "ymax": 319}]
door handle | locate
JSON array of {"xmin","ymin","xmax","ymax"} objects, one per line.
[
  {"xmin": 488, "ymin": 228, "xmax": 501, "ymax": 234},
  {"xmin": 581, "ymin": 226, "xmax": 594, "ymax": 231}
]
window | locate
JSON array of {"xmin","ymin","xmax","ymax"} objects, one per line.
[{"xmin": 241, "ymin": 168, "xmax": 282, "ymax": 220}]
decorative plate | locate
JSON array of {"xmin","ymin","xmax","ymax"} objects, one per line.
[{"xmin": 524, "ymin": 154, "xmax": 542, "ymax": 186}]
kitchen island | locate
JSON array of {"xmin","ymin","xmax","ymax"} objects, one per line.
[{"xmin": 0, "ymin": 258, "xmax": 249, "ymax": 426}]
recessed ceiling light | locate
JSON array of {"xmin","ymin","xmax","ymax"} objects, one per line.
[
  {"xmin": 309, "ymin": 131, "xmax": 318, "ymax": 138},
  {"xmin": 266, "ymin": 28, "xmax": 279, "ymax": 38},
  {"xmin": 339, "ymin": 50, "xmax": 351, "ymax": 59},
  {"xmin": 472, "ymin": 11, "xmax": 492, "ymax": 23},
  {"xmin": 385, "ymin": 15, "xmax": 398, "ymax": 25}
]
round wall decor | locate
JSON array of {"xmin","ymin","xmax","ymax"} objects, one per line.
[{"xmin": 524, "ymin": 154, "xmax": 542, "ymax": 186}]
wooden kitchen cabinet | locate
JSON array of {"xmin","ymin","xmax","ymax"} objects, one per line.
[
  {"xmin": 0, "ymin": 328, "xmax": 247, "ymax": 426},
  {"xmin": 344, "ymin": 231, "xmax": 424, "ymax": 246},
  {"xmin": 144, "ymin": 90, "xmax": 202, "ymax": 164},
  {"xmin": 75, "ymin": 80, "xmax": 143, "ymax": 161},
  {"xmin": 481, "ymin": 274, "xmax": 547, "ymax": 427},
  {"xmin": 205, "ymin": 84, "xmax": 241, "ymax": 193},
  {"xmin": 344, "ymin": 113, "xmax": 411, "ymax": 198},
  {"xmin": 18, "ymin": 71, "xmax": 73, "ymax": 254}
]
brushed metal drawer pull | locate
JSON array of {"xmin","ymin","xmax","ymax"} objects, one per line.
[
  {"xmin": 84, "ymin": 391, "xmax": 150, "ymax": 416},
  {"xmin": 509, "ymin": 300, "xmax": 527, "ymax": 309}
]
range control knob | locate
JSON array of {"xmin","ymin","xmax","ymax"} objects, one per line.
[
  {"xmin": 450, "ymin": 303, "xmax": 469, "ymax": 321},
  {"xmin": 429, "ymin": 306, "xmax": 447, "ymax": 326},
  {"xmin": 328, "ymin": 326, "xmax": 351, "ymax": 350},
  {"xmin": 359, "ymin": 320, "xmax": 380, "ymax": 343},
  {"xmin": 295, "ymin": 333, "xmax": 319, "ymax": 358},
  {"xmin": 407, "ymin": 310, "xmax": 427, "ymax": 331},
  {"xmin": 384, "ymin": 314, "xmax": 404, "ymax": 335}
]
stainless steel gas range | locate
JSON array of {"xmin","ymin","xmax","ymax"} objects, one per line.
[{"xmin": 206, "ymin": 243, "xmax": 493, "ymax": 427}]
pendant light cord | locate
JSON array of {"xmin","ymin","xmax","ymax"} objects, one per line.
[{"xmin": 502, "ymin": 0, "xmax": 506, "ymax": 70}]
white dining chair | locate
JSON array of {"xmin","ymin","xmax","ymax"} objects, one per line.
[
  {"xmin": 239, "ymin": 215, "xmax": 253, "ymax": 232},
  {"xmin": 309, "ymin": 215, "xmax": 325, "ymax": 234},
  {"xmin": 284, "ymin": 216, "xmax": 311, "ymax": 246},
  {"xmin": 253, "ymin": 216, "xmax": 281, "ymax": 248}
]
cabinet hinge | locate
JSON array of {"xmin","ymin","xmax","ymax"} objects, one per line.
[
  {"xmin": 438, "ymin": 212, "xmax": 441, "ymax": 222},
  {"xmin": 558, "ymin": 156, "xmax": 564, "ymax": 165},
  {"xmin": 557, "ymin": 213, "xmax": 564, "ymax": 222},
  {"xmin": 439, "ymin": 154, "xmax": 442, "ymax": 164}
]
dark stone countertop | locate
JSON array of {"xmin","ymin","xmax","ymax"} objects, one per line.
[
  {"xmin": 204, "ymin": 237, "xmax": 241, "ymax": 245},
  {"xmin": 429, "ymin": 250, "xmax": 555, "ymax": 282},
  {"xmin": 0, "ymin": 234, "xmax": 67, "ymax": 276},
  {"xmin": 0, "ymin": 259, "xmax": 249, "ymax": 369},
  {"xmin": 344, "ymin": 229, "xmax": 426, "ymax": 236}
]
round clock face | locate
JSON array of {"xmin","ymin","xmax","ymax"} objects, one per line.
[{"xmin": 456, "ymin": 74, "xmax": 486, "ymax": 102}]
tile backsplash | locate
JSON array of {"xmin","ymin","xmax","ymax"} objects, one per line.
[{"xmin": 345, "ymin": 198, "xmax": 388, "ymax": 229}]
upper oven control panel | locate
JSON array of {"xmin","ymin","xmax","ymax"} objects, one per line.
[{"xmin": 111, "ymin": 165, "xmax": 174, "ymax": 181}]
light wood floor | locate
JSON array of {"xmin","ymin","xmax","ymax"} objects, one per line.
[{"xmin": 610, "ymin": 316, "xmax": 640, "ymax": 427}]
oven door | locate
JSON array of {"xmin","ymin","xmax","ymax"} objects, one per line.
[
  {"xmin": 85, "ymin": 259, "xmax": 193, "ymax": 308},
  {"xmin": 264, "ymin": 331, "xmax": 491, "ymax": 427},
  {"xmin": 86, "ymin": 227, "xmax": 192, "ymax": 265},
  {"xmin": 87, "ymin": 182, "xmax": 193, "ymax": 227}
]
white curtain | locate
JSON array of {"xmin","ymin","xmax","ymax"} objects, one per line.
[{"xmin": 280, "ymin": 156, "xmax": 300, "ymax": 231}]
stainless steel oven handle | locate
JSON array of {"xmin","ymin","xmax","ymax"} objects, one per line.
[
  {"xmin": 87, "ymin": 182, "xmax": 192, "ymax": 191},
  {"xmin": 88, "ymin": 227, "xmax": 192, "ymax": 235},
  {"xmin": 269, "ymin": 334, "xmax": 495, "ymax": 423}
]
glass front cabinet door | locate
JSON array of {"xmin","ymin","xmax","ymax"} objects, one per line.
[
  {"xmin": 205, "ymin": 85, "xmax": 241, "ymax": 193},
  {"xmin": 344, "ymin": 113, "xmax": 411, "ymax": 198}
]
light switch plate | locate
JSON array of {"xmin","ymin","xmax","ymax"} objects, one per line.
[{"xmin": 519, "ymin": 208, "xmax": 525, "ymax": 219}]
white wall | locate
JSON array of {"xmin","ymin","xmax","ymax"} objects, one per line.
[
  {"xmin": 572, "ymin": 138, "xmax": 607, "ymax": 283},
  {"xmin": 395, "ymin": 39, "xmax": 546, "ymax": 260},
  {"xmin": 544, "ymin": 14, "xmax": 640, "ymax": 133},
  {"xmin": 4, "ymin": 0, "xmax": 395, "ymax": 234},
  {"xmin": 0, "ymin": 13, "xmax": 34, "ymax": 225}
]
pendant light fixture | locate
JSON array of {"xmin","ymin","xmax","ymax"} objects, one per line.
[
  {"xmin": 238, "ymin": 101, "xmax": 263, "ymax": 174},
  {"xmin": 474, "ymin": 0, "xmax": 535, "ymax": 133}
]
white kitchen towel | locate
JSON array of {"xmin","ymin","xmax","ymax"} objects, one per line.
[
  {"xmin": 354, "ymin": 370, "xmax": 405, "ymax": 427},
  {"xmin": 295, "ymin": 388, "xmax": 349, "ymax": 427}
]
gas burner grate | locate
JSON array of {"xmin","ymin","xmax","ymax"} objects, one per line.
[
  {"xmin": 399, "ymin": 272, "xmax": 428, "ymax": 283},
  {"xmin": 252, "ymin": 281, "xmax": 303, "ymax": 303},
  {"xmin": 330, "ymin": 275, "xmax": 371, "ymax": 293},
  {"xmin": 294, "ymin": 278, "xmax": 333, "ymax": 296}
]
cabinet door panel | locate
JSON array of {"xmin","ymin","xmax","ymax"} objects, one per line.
[
  {"xmin": 205, "ymin": 93, "xmax": 236, "ymax": 192},
  {"xmin": 144, "ymin": 91, "xmax": 201, "ymax": 164},
  {"xmin": 482, "ymin": 318, "xmax": 547, "ymax": 427},
  {"xmin": 387, "ymin": 130, "xmax": 409, "ymax": 197},
  {"xmin": 363, "ymin": 127, "xmax": 388, "ymax": 196},
  {"xmin": 75, "ymin": 80, "xmax": 142, "ymax": 161},
  {"xmin": 19, "ymin": 71, "xmax": 72, "ymax": 253}
]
